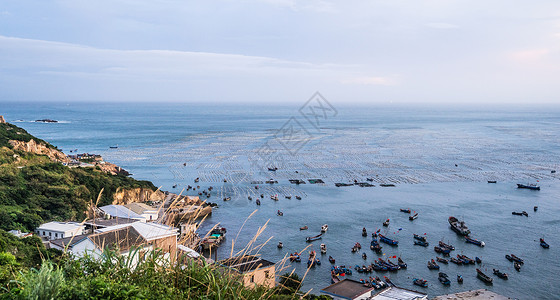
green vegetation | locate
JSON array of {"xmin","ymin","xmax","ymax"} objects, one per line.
[{"xmin": 0, "ymin": 123, "xmax": 156, "ymax": 232}]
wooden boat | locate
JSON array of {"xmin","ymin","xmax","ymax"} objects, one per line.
[
  {"xmin": 328, "ymin": 256, "xmax": 335, "ymax": 264},
  {"xmin": 409, "ymin": 212, "xmax": 419, "ymax": 221},
  {"xmin": 295, "ymin": 196, "xmax": 302, "ymax": 200},
  {"xmin": 397, "ymin": 257, "xmax": 407, "ymax": 268},
  {"xmin": 438, "ymin": 272, "xmax": 451, "ymax": 285},
  {"xmin": 362, "ymin": 227, "xmax": 367, "ymax": 237},
  {"xmin": 362, "ymin": 253, "xmax": 367, "ymax": 260},
  {"xmin": 383, "ymin": 219, "xmax": 390, "ymax": 226},
  {"xmin": 540, "ymin": 238, "xmax": 550, "ymax": 248},
  {"xmin": 354, "ymin": 242, "xmax": 362, "ymax": 249},
  {"xmin": 256, "ymin": 199, "xmax": 261, "ymax": 205},
  {"xmin": 413, "ymin": 278, "xmax": 428, "ymax": 287},
  {"xmin": 434, "ymin": 246, "xmax": 451, "ymax": 255},
  {"xmin": 384, "ymin": 276, "xmax": 394, "ymax": 286},
  {"xmin": 378, "ymin": 234, "xmax": 398, "ymax": 246},
  {"xmin": 300, "ymin": 226, "xmax": 308, "ymax": 230},
  {"xmin": 436, "ymin": 257, "xmax": 449, "ymax": 264},
  {"xmin": 400, "ymin": 208, "xmax": 411, "ymax": 213},
  {"xmin": 514, "ymin": 262, "xmax": 521, "ymax": 271},
  {"xmin": 465, "ymin": 236, "xmax": 485, "ymax": 247},
  {"xmin": 277, "ymin": 210, "xmax": 283, "ymax": 216},
  {"xmin": 475, "ymin": 257, "xmax": 482, "ymax": 264},
  {"xmin": 247, "ymin": 196, "xmax": 252, "ymax": 200},
  {"xmin": 331, "ymin": 273, "xmax": 340, "ymax": 284},
  {"xmin": 320, "ymin": 244, "xmax": 327, "ymax": 254},
  {"xmin": 448, "ymin": 216, "xmax": 470, "ymax": 236},
  {"xmin": 285, "ymin": 196, "xmax": 291, "ymax": 199},
  {"xmin": 510, "ymin": 254, "xmax": 524, "ymax": 264},
  {"xmin": 370, "ymin": 239, "xmax": 382, "ymax": 253},
  {"xmin": 427, "ymin": 260, "xmax": 440, "ymax": 270},
  {"xmin": 450, "ymin": 257, "xmax": 462, "ymax": 265},
  {"xmin": 268, "ymin": 167, "xmax": 278, "ymax": 171},
  {"xmin": 534, "ymin": 206, "xmax": 538, "ymax": 211},
  {"xmin": 306, "ymin": 233, "xmax": 323, "ymax": 242},
  {"xmin": 439, "ymin": 241, "xmax": 455, "ymax": 250},
  {"xmin": 413, "ymin": 234, "xmax": 427, "ymax": 242},
  {"xmin": 277, "ymin": 242, "xmax": 283, "ymax": 249},
  {"xmin": 414, "ymin": 240, "xmax": 429, "ymax": 247},
  {"xmin": 512, "ymin": 211, "xmax": 528, "ymax": 217},
  {"xmin": 271, "ymin": 195, "xmax": 279, "ymax": 201},
  {"xmin": 223, "ymin": 197, "xmax": 231, "ymax": 201},
  {"xmin": 487, "ymin": 180, "xmax": 497, "ymax": 183},
  {"xmin": 493, "ymin": 269, "xmax": 508, "ymax": 280},
  {"xmin": 476, "ymin": 269, "xmax": 493, "ymax": 284},
  {"xmin": 458, "ymin": 255, "xmax": 475, "ymax": 264},
  {"xmin": 321, "ymin": 224, "xmax": 328, "ymax": 232},
  {"xmin": 457, "ymin": 274, "xmax": 463, "ymax": 283},
  {"xmin": 517, "ymin": 183, "xmax": 540, "ymax": 190},
  {"xmin": 380, "ymin": 183, "xmax": 395, "ymax": 187}
]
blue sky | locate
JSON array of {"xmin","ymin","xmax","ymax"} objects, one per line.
[{"xmin": 1, "ymin": 0, "xmax": 559, "ymax": 104}]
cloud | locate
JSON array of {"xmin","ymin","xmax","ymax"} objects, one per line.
[
  {"xmin": 426, "ymin": 22, "xmax": 459, "ymax": 29},
  {"xmin": 341, "ymin": 76, "xmax": 396, "ymax": 86}
]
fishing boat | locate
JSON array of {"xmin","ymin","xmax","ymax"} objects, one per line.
[
  {"xmin": 320, "ymin": 244, "xmax": 327, "ymax": 254},
  {"xmin": 517, "ymin": 183, "xmax": 540, "ymax": 190},
  {"xmin": 295, "ymin": 196, "xmax": 302, "ymax": 200},
  {"xmin": 328, "ymin": 256, "xmax": 335, "ymax": 264},
  {"xmin": 248, "ymin": 196, "xmax": 252, "ymax": 200},
  {"xmin": 510, "ymin": 254, "xmax": 524, "ymax": 264},
  {"xmin": 465, "ymin": 236, "xmax": 485, "ymax": 247},
  {"xmin": 413, "ymin": 234, "xmax": 427, "ymax": 242},
  {"xmin": 439, "ymin": 241, "xmax": 455, "ymax": 250},
  {"xmin": 458, "ymin": 255, "xmax": 475, "ymax": 264},
  {"xmin": 434, "ymin": 246, "xmax": 451, "ymax": 255},
  {"xmin": 413, "ymin": 278, "xmax": 428, "ymax": 287},
  {"xmin": 285, "ymin": 195, "xmax": 291, "ymax": 199},
  {"xmin": 534, "ymin": 206, "xmax": 538, "ymax": 211},
  {"xmin": 540, "ymin": 238, "xmax": 550, "ymax": 249},
  {"xmin": 321, "ymin": 224, "xmax": 329, "ymax": 232},
  {"xmin": 354, "ymin": 242, "xmax": 362, "ymax": 249},
  {"xmin": 438, "ymin": 272, "xmax": 451, "ymax": 285},
  {"xmin": 476, "ymin": 269, "xmax": 493, "ymax": 284},
  {"xmin": 436, "ymin": 257, "xmax": 449, "ymax": 264},
  {"xmin": 450, "ymin": 257, "xmax": 462, "ymax": 265},
  {"xmin": 414, "ymin": 240, "xmax": 429, "ymax": 247},
  {"xmin": 457, "ymin": 274, "xmax": 463, "ymax": 283},
  {"xmin": 383, "ymin": 219, "xmax": 390, "ymax": 226},
  {"xmin": 271, "ymin": 195, "xmax": 279, "ymax": 201},
  {"xmin": 331, "ymin": 273, "xmax": 340, "ymax": 284},
  {"xmin": 268, "ymin": 167, "xmax": 278, "ymax": 171},
  {"xmin": 384, "ymin": 276, "xmax": 394, "ymax": 286},
  {"xmin": 277, "ymin": 210, "xmax": 283, "ymax": 216},
  {"xmin": 512, "ymin": 211, "xmax": 528, "ymax": 217},
  {"xmin": 378, "ymin": 234, "xmax": 398, "ymax": 246},
  {"xmin": 300, "ymin": 226, "xmax": 308, "ymax": 230},
  {"xmin": 514, "ymin": 262, "xmax": 521, "ymax": 271},
  {"xmin": 400, "ymin": 208, "xmax": 411, "ymax": 213},
  {"xmin": 306, "ymin": 233, "xmax": 323, "ymax": 242},
  {"xmin": 223, "ymin": 197, "xmax": 231, "ymax": 201},
  {"xmin": 448, "ymin": 216, "xmax": 471, "ymax": 236},
  {"xmin": 277, "ymin": 242, "xmax": 283, "ymax": 249},
  {"xmin": 370, "ymin": 239, "xmax": 382, "ymax": 252},
  {"xmin": 362, "ymin": 253, "xmax": 367, "ymax": 260},
  {"xmin": 290, "ymin": 252, "xmax": 301, "ymax": 262},
  {"xmin": 362, "ymin": 227, "xmax": 367, "ymax": 237},
  {"xmin": 256, "ymin": 199, "xmax": 261, "ymax": 205},
  {"xmin": 409, "ymin": 212, "xmax": 419, "ymax": 221},
  {"xmin": 487, "ymin": 180, "xmax": 497, "ymax": 183},
  {"xmin": 475, "ymin": 257, "xmax": 482, "ymax": 264},
  {"xmin": 493, "ymin": 269, "xmax": 508, "ymax": 280},
  {"xmin": 427, "ymin": 260, "xmax": 440, "ymax": 270},
  {"xmin": 397, "ymin": 257, "xmax": 407, "ymax": 268}
]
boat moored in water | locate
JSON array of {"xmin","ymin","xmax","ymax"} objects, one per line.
[
  {"xmin": 438, "ymin": 272, "xmax": 451, "ymax": 285},
  {"xmin": 436, "ymin": 257, "xmax": 449, "ymax": 264},
  {"xmin": 493, "ymin": 269, "xmax": 508, "ymax": 280},
  {"xmin": 413, "ymin": 234, "xmax": 427, "ymax": 242},
  {"xmin": 540, "ymin": 238, "xmax": 550, "ymax": 249},
  {"xmin": 439, "ymin": 241, "xmax": 455, "ymax": 251},
  {"xmin": 379, "ymin": 234, "xmax": 399, "ymax": 246},
  {"xmin": 413, "ymin": 278, "xmax": 428, "ymax": 287},
  {"xmin": 383, "ymin": 219, "xmax": 390, "ymax": 226},
  {"xmin": 414, "ymin": 240, "xmax": 429, "ymax": 247},
  {"xmin": 400, "ymin": 208, "xmax": 411, "ymax": 213},
  {"xmin": 409, "ymin": 212, "xmax": 419, "ymax": 221},
  {"xmin": 448, "ymin": 216, "xmax": 471, "ymax": 236},
  {"xmin": 476, "ymin": 269, "xmax": 493, "ymax": 284},
  {"xmin": 465, "ymin": 236, "xmax": 485, "ymax": 247},
  {"xmin": 300, "ymin": 226, "xmax": 308, "ymax": 230},
  {"xmin": 306, "ymin": 233, "xmax": 323, "ymax": 242},
  {"xmin": 321, "ymin": 224, "xmax": 329, "ymax": 232},
  {"xmin": 517, "ymin": 183, "xmax": 540, "ymax": 190},
  {"xmin": 512, "ymin": 211, "xmax": 528, "ymax": 217}
]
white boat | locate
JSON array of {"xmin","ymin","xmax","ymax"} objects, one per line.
[
  {"xmin": 320, "ymin": 243, "xmax": 327, "ymax": 254},
  {"xmin": 321, "ymin": 224, "xmax": 328, "ymax": 232}
]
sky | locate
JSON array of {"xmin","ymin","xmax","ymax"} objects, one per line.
[{"xmin": 0, "ymin": 0, "xmax": 559, "ymax": 104}]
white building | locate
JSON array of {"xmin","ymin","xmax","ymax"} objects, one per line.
[
  {"xmin": 99, "ymin": 205, "xmax": 146, "ymax": 221},
  {"xmin": 35, "ymin": 222, "xmax": 85, "ymax": 240},
  {"xmin": 124, "ymin": 202, "xmax": 159, "ymax": 221}
]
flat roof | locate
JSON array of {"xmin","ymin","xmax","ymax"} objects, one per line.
[
  {"xmin": 95, "ymin": 222, "xmax": 178, "ymax": 241},
  {"xmin": 321, "ymin": 279, "xmax": 375, "ymax": 300},
  {"xmin": 371, "ymin": 286, "xmax": 427, "ymax": 300},
  {"xmin": 99, "ymin": 205, "xmax": 145, "ymax": 220},
  {"xmin": 84, "ymin": 218, "xmax": 139, "ymax": 228},
  {"xmin": 124, "ymin": 202, "xmax": 158, "ymax": 214},
  {"xmin": 219, "ymin": 255, "xmax": 275, "ymax": 273},
  {"xmin": 37, "ymin": 222, "xmax": 84, "ymax": 232},
  {"xmin": 89, "ymin": 226, "xmax": 146, "ymax": 253}
]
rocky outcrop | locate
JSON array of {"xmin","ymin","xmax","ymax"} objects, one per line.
[
  {"xmin": 95, "ymin": 161, "xmax": 130, "ymax": 176},
  {"xmin": 0, "ymin": 115, "xmax": 5, "ymax": 123},
  {"xmin": 9, "ymin": 139, "xmax": 69, "ymax": 163},
  {"xmin": 112, "ymin": 187, "xmax": 166, "ymax": 205}
]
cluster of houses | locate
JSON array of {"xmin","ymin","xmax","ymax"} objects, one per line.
[{"xmin": 25, "ymin": 202, "xmax": 433, "ymax": 298}]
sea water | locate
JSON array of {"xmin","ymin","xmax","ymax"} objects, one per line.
[{"xmin": 2, "ymin": 102, "xmax": 559, "ymax": 299}]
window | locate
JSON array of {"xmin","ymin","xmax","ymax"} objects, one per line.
[
  {"xmin": 264, "ymin": 270, "xmax": 270, "ymax": 279},
  {"xmin": 49, "ymin": 232, "xmax": 52, "ymax": 237},
  {"xmin": 55, "ymin": 233, "xmax": 58, "ymax": 238},
  {"xmin": 250, "ymin": 275, "xmax": 254, "ymax": 283}
]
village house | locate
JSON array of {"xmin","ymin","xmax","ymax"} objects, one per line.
[
  {"xmin": 321, "ymin": 279, "xmax": 427, "ymax": 300},
  {"xmin": 124, "ymin": 202, "xmax": 159, "ymax": 221},
  {"xmin": 218, "ymin": 255, "xmax": 276, "ymax": 289},
  {"xmin": 99, "ymin": 204, "xmax": 147, "ymax": 221},
  {"xmin": 35, "ymin": 221, "xmax": 85, "ymax": 240}
]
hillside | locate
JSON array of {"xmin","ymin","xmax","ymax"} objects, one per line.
[{"xmin": 0, "ymin": 122, "xmax": 157, "ymax": 232}]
